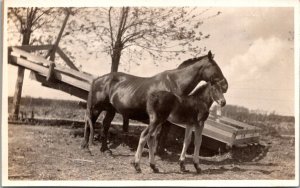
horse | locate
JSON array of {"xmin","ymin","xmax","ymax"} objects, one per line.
[
  {"xmin": 81, "ymin": 51, "xmax": 228, "ymax": 153},
  {"xmin": 133, "ymin": 81, "xmax": 226, "ymax": 173}
]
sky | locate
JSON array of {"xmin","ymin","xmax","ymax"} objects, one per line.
[{"xmin": 7, "ymin": 7, "xmax": 296, "ymax": 116}]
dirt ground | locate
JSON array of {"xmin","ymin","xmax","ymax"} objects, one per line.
[{"xmin": 7, "ymin": 123, "xmax": 295, "ymax": 180}]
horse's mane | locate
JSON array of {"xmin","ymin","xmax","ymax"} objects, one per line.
[{"xmin": 177, "ymin": 55, "xmax": 208, "ymax": 69}]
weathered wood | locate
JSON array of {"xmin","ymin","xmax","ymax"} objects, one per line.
[
  {"xmin": 10, "ymin": 48, "xmax": 94, "ymax": 83},
  {"xmin": 10, "ymin": 56, "xmax": 90, "ymax": 91},
  {"xmin": 11, "ymin": 67, "xmax": 25, "ymax": 120},
  {"xmin": 202, "ymin": 128, "xmax": 233, "ymax": 145},
  {"xmin": 45, "ymin": 10, "xmax": 70, "ymax": 62},
  {"xmin": 219, "ymin": 116, "xmax": 258, "ymax": 129},
  {"xmin": 57, "ymin": 47, "xmax": 79, "ymax": 71},
  {"xmin": 205, "ymin": 119, "xmax": 238, "ymax": 133},
  {"xmin": 233, "ymin": 136, "xmax": 260, "ymax": 145},
  {"xmin": 30, "ymin": 72, "xmax": 88, "ymax": 100},
  {"xmin": 46, "ymin": 62, "xmax": 56, "ymax": 82},
  {"xmin": 16, "ymin": 44, "xmax": 53, "ymax": 52}
]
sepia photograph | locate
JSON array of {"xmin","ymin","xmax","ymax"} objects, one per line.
[{"xmin": 2, "ymin": 0, "xmax": 299, "ymax": 186}]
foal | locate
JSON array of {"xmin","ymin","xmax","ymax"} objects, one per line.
[{"xmin": 133, "ymin": 81, "xmax": 226, "ymax": 173}]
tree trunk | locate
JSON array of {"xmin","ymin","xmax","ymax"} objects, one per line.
[
  {"xmin": 110, "ymin": 41, "xmax": 123, "ymax": 73},
  {"xmin": 11, "ymin": 31, "xmax": 31, "ymax": 120}
]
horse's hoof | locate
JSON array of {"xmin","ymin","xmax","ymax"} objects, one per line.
[
  {"xmin": 194, "ymin": 163, "xmax": 201, "ymax": 174},
  {"xmin": 179, "ymin": 161, "xmax": 189, "ymax": 173},
  {"xmin": 131, "ymin": 162, "xmax": 142, "ymax": 173},
  {"xmin": 150, "ymin": 163, "xmax": 159, "ymax": 173}
]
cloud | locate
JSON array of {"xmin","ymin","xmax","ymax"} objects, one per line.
[{"xmin": 224, "ymin": 37, "xmax": 289, "ymax": 81}]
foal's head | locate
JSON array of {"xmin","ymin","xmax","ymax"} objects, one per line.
[{"xmin": 209, "ymin": 81, "xmax": 226, "ymax": 107}]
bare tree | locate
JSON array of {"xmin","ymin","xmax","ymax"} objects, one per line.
[{"xmin": 67, "ymin": 7, "xmax": 221, "ymax": 72}]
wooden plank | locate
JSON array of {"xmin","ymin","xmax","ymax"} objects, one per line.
[
  {"xmin": 204, "ymin": 124, "xmax": 233, "ymax": 138},
  {"xmin": 235, "ymin": 128, "xmax": 260, "ymax": 135},
  {"xmin": 10, "ymin": 56, "xmax": 90, "ymax": 91},
  {"xmin": 15, "ymin": 45, "xmax": 53, "ymax": 52},
  {"xmin": 233, "ymin": 136, "xmax": 260, "ymax": 145},
  {"xmin": 202, "ymin": 128, "xmax": 233, "ymax": 145},
  {"xmin": 205, "ymin": 119, "xmax": 238, "ymax": 133},
  {"xmin": 30, "ymin": 72, "xmax": 88, "ymax": 100},
  {"xmin": 10, "ymin": 48, "xmax": 94, "ymax": 83},
  {"xmin": 56, "ymin": 47, "xmax": 79, "ymax": 71},
  {"xmin": 219, "ymin": 116, "xmax": 257, "ymax": 129}
]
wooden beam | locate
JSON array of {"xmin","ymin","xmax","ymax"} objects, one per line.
[
  {"xmin": 202, "ymin": 128, "xmax": 233, "ymax": 145},
  {"xmin": 205, "ymin": 119, "xmax": 238, "ymax": 133},
  {"xmin": 10, "ymin": 48, "xmax": 94, "ymax": 83},
  {"xmin": 219, "ymin": 116, "xmax": 259, "ymax": 129},
  {"xmin": 30, "ymin": 72, "xmax": 88, "ymax": 100},
  {"xmin": 45, "ymin": 10, "xmax": 71, "ymax": 61},
  {"xmin": 10, "ymin": 56, "xmax": 90, "ymax": 91},
  {"xmin": 15, "ymin": 45, "xmax": 53, "ymax": 52},
  {"xmin": 56, "ymin": 47, "xmax": 79, "ymax": 71}
]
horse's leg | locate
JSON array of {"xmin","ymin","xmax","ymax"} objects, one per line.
[
  {"xmin": 193, "ymin": 122, "xmax": 204, "ymax": 174},
  {"xmin": 123, "ymin": 117, "xmax": 129, "ymax": 133},
  {"xmin": 81, "ymin": 111, "xmax": 91, "ymax": 149},
  {"xmin": 179, "ymin": 126, "xmax": 193, "ymax": 172},
  {"xmin": 100, "ymin": 109, "xmax": 116, "ymax": 152},
  {"xmin": 89, "ymin": 111, "xmax": 101, "ymax": 146}
]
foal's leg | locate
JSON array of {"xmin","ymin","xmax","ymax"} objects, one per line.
[
  {"xmin": 134, "ymin": 114, "xmax": 160, "ymax": 173},
  {"xmin": 193, "ymin": 122, "xmax": 204, "ymax": 174},
  {"xmin": 100, "ymin": 110, "xmax": 116, "ymax": 152},
  {"xmin": 156, "ymin": 121, "xmax": 171, "ymax": 155},
  {"xmin": 147, "ymin": 124, "xmax": 162, "ymax": 173},
  {"xmin": 133, "ymin": 126, "xmax": 150, "ymax": 173},
  {"xmin": 179, "ymin": 126, "xmax": 193, "ymax": 172}
]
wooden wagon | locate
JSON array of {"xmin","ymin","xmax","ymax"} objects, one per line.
[{"xmin": 8, "ymin": 46, "xmax": 261, "ymax": 151}]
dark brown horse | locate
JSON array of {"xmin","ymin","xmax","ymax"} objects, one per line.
[
  {"xmin": 81, "ymin": 51, "xmax": 228, "ymax": 153},
  {"xmin": 133, "ymin": 81, "xmax": 226, "ymax": 173}
]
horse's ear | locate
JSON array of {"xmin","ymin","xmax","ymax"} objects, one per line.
[{"xmin": 208, "ymin": 50, "xmax": 213, "ymax": 60}]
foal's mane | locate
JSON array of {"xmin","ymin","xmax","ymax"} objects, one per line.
[
  {"xmin": 177, "ymin": 54, "xmax": 208, "ymax": 69},
  {"xmin": 190, "ymin": 83, "xmax": 210, "ymax": 97}
]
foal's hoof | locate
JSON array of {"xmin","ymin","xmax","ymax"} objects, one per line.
[
  {"xmin": 80, "ymin": 142, "xmax": 88, "ymax": 149},
  {"xmin": 131, "ymin": 162, "xmax": 142, "ymax": 173},
  {"xmin": 100, "ymin": 146, "xmax": 110, "ymax": 152},
  {"xmin": 179, "ymin": 161, "xmax": 189, "ymax": 173},
  {"xmin": 194, "ymin": 163, "xmax": 202, "ymax": 174},
  {"xmin": 150, "ymin": 163, "xmax": 160, "ymax": 173}
]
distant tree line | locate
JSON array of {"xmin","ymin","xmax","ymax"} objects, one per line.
[{"xmin": 211, "ymin": 105, "xmax": 294, "ymax": 123}]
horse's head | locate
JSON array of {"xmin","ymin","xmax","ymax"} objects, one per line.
[
  {"xmin": 177, "ymin": 51, "xmax": 229, "ymax": 93},
  {"xmin": 203, "ymin": 51, "xmax": 228, "ymax": 93},
  {"xmin": 208, "ymin": 81, "xmax": 226, "ymax": 107}
]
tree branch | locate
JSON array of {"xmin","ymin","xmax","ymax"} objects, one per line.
[{"xmin": 108, "ymin": 7, "xmax": 115, "ymax": 50}]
